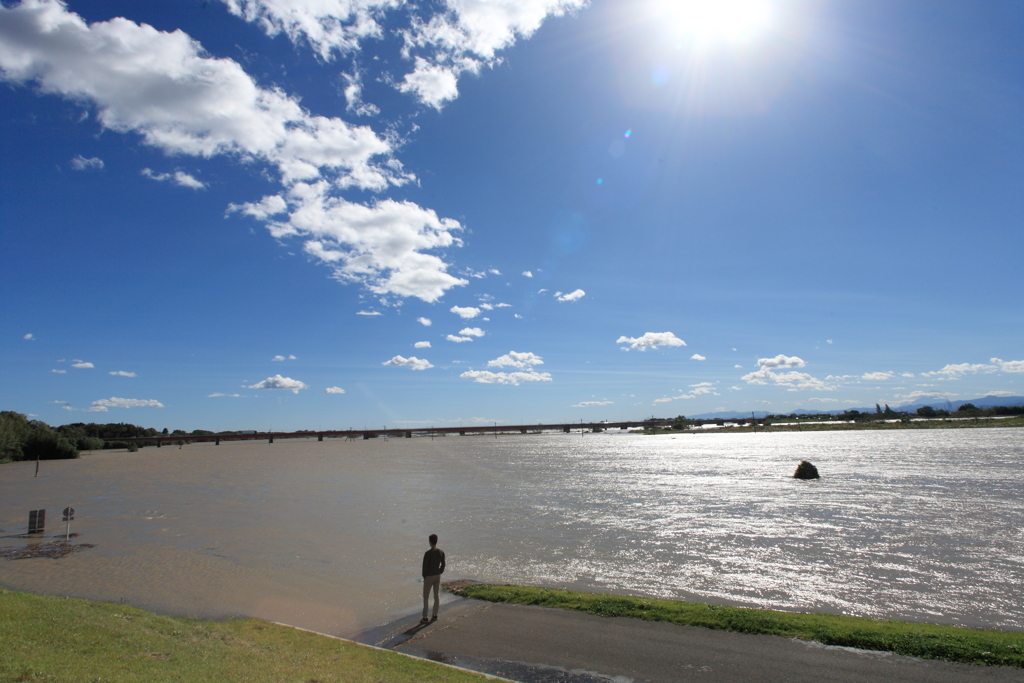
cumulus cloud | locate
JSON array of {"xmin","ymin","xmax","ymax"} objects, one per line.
[
  {"xmin": 458, "ymin": 327, "xmax": 484, "ymax": 337},
  {"xmin": 862, "ymin": 371, "xmax": 894, "ymax": 381},
  {"xmin": 555, "ymin": 289, "xmax": 585, "ymax": 302},
  {"xmin": 462, "ymin": 350, "xmax": 550, "ymax": 385},
  {"xmin": 691, "ymin": 354, "xmax": 706, "ymax": 361},
  {"xmin": 247, "ymin": 374, "xmax": 308, "ymax": 392},
  {"xmin": 417, "ymin": 317, "xmax": 432, "ymax": 326},
  {"xmin": 414, "ymin": 341, "xmax": 431, "ymax": 348},
  {"xmin": 141, "ymin": 168, "xmax": 206, "ymax": 189},
  {"xmin": 757, "ymin": 354, "xmax": 806, "ymax": 369},
  {"xmin": 50, "ymin": 369, "xmax": 66, "ymax": 373},
  {"xmin": 616, "ymin": 332, "xmax": 686, "ymax": 351},
  {"xmin": 383, "ymin": 355, "xmax": 433, "ymax": 370},
  {"xmin": 654, "ymin": 382, "xmax": 715, "ymax": 403},
  {"xmin": 23, "ymin": 333, "xmax": 34, "ymax": 340},
  {"xmin": 447, "ymin": 334, "xmax": 473, "ymax": 343},
  {"xmin": 742, "ymin": 356, "xmax": 835, "ymax": 391},
  {"xmin": 70, "ymin": 154, "xmax": 103, "ymax": 170},
  {"xmin": 450, "ymin": 305, "xmax": 481, "ymax": 319},
  {"xmin": 573, "ymin": 400, "xmax": 613, "ymax": 407},
  {"xmin": 71, "ymin": 361, "xmax": 94, "ymax": 369},
  {"xmin": 325, "ymin": 386, "xmax": 346, "ymax": 394},
  {"xmin": 91, "ymin": 397, "xmax": 164, "ymax": 408},
  {"xmin": 488, "ymin": 351, "xmax": 543, "ymax": 368},
  {"xmin": 109, "ymin": 371, "xmax": 136, "ymax": 377},
  {"xmin": 357, "ymin": 310, "xmax": 383, "ymax": 316},
  {"xmin": 991, "ymin": 358, "xmax": 1024, "ymax": 373},
  {"xmin": 1, "ymin": 1, "xmax": 469, "ymax": 303},
  {"xmin": 221, "ymin": 0, "xmax": 586, "ymax": 109},
  {"xmin": 522, "ymin": 270, "xmax": 533, "ymax": 277}
]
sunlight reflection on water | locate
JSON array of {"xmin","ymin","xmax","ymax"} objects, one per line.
[{"xmin": 1, "ymin": 428, "xmax": 1021, "ymax": 634}]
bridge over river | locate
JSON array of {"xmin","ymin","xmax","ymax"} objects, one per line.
[{"xmin": 112, "ymin": 420, "xmax": 667, "ymax": 447}]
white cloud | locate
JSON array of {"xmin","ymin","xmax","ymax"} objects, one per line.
[
  {"xmin": 92, "ymin": 397, "xmax": 164, "ymax": 408},
  {"xmin": 992, "ymin": 358, "xmax": 1024, "ymax": 373},
  {"xmin": 616, "ymin": 332, "xmax": 686, "ymax": 351},
  {"xmin": 494, "ymin": 303, "xmax": 511, "ymax": 308},
  {"xmin": 742, "ymin": 356, "xmax": 835, "ymax": 391},
  {"xmin": 450, "ymin": 305, "xmax": 481, "ymax": 319},
  {"xmin": 894, "ymin": 390, "xmax": 950, "ymax": 402},
  {"xmin": 555, "ymin": 288, "xmax": 585, "ymax": 302},
  {"xmin": 488, "ymin": 351, "xmax": 543, "ymax": 368},
  {"xmin": 417, "ymin": 317, "xmax": 432, "ymax": 326},
  {"xmin": 141, "ymin": 168, "xmax": 207, "ymax": 189},
  {"xmin": 23, "ymin": 333, "xmax": 33, "ymax": 340},
  {"xmin": 902, "ymin": 372, "xmax": 915, "ymax": 378},
  {"xmin": 247, "ymin": 374, "xmax": 308, "ymax": 393},
  {"xmin": 573, "ymin": 400, "xmax": 613, "ymax": 407},
  {"xmin": 728, "ymin": 386, "xmax": 741, "ymax": 391},
  {"xmin": 734, "ymin": 364, "xmax": 742, "ymax": 369},
  {"xmin": 479, "ymin": 303, "xmax": 493, "ymax": 310},
  {"xmin": 807, "ymin": 397, "xmax": 840, "ymax": 403},
  {"xmin": 691, "ymin": 354, "xmax": 706, "ymax": 361},
  {"xmin": 208, "ymin": 393, "xmax": 244, "ymax": 397},
  {"xmin": 272, "ymin": 355, "xmax": 286, "ymax": 361},
  {"xmin": 357, "ymin": 310, "xmax": 383, "ymax": 316},
  {"xmin": 522, "ymin": 270, "xmax": 533, "ymax": 277},
  {"xmin": 826, "ymin": 339, "xmax": 833, "ymax": 344},
  {"xmin": 489, "ymin": 269, "xmax": 500, "ymax": 275},
  {"xmin": 222, "ymin": 0, "xmax": 586, "ymax": 109},
  {"xmin": 71, "ymin": 361, "xmax": 94, "ymax": 369},
  {"xmin": 446, "ymin": 334, "xmax": 473, "ymax": 343},
  {"xmin": 862, "ymin": 371, "xmax": 894, "ymax": 381},
  {"xmin": 325, "ymin": 386, "xmax": 346, "ymax": 394},
  {"xmin": 272, "ymin": 354, "xmax": 296, "ymax": 361},
  {"xmin": 757, "ymin": 354, "xmax": 806, "ymax": 369},
  {"xmin": 458, "ymin": 327, "xmax": 484, "ymax": 337},
  {"xmin": 70, "ymin": 154, "xmax": 103, "ymax": 170},
  {"xmin": 50, "ymin": 369, "xmax": 66, "ymax": 374},
  {"xmin": 414, "ymin": 341, "xmax": 431, "ymax": 348},
  {"xmin": 1, "ymin": 1, "xmax": 470, "ymax": 303},
  {"xmin": 462, "ymin": 350, "xmax": 550, "ymax": 385},
  {"xmin": 254, "ymin": 185, "xmax": 468, "ymax": 303},
  {"xmin": 514, "ymin": 314, "xmax": 522, "ymax": 319},
  {"xmin": 109, "ymin": 371, "xmax": 137, "ymax": 377},
  {"xmin": 460, "ymin": 369, "xmax": 552, "ymax": 385},
  {"xmin": 383, "ymin": 355, "xmax": 433, "ymax": 370},
  {"xmin": 922, "ymin": 362, "xmax": 999, "ymax": 378}
]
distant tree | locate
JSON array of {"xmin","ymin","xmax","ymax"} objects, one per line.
[
  {"xmin": 917, "ymin": 406, "xmax": 938, "ymax": 418},
  {"xmin": 957, "ymin": 403, "xmax": 977, "ymax": 412},
  {"xmin": 162, "ymin": 428, "xmax": 169, "ymax": 435},
  {"xmin": 875, "ymin": 403, "xmax": 882, "ymax": 414},
  {"xmin": 884, "ymin": 404, "xmax": 896, "ymax": 416}
]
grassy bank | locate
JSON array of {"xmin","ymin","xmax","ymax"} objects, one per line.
[
  {"xmin": 448, "ymin": 583, "xmax": 1024, "ymax": 668},
  {"xmin": 0, "ymin": 587, "xmax": 486, "ymax": 683}
]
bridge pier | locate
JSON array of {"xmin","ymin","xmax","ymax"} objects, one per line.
[
  {"xmin": 215, "ymin": 437, "xmax": 220, "ymax": 445},
  {"xmin": 269, "ymin": 435, "xmax": 274, "ymax": 444},
  {"xmin": 363, "ymin": 433, "xmax": 371, "ymax": 440},
  {"xmin": 520, "ymin": 429, "xmax": 527, "ymax": 434},
  {"xmin": 156, "ymin": 440, "xmax": 161, "ymax": 448},
  {"xmin": 563, "ymin": 426, "xmax": 571, "ymax": 433},
  {"xmin": 318, "ymin": 434, "xmax": 323, "ymax": 442},
  {"xmin": 459, "ymin": 431, "xmax": 466, "ymax": 436}
]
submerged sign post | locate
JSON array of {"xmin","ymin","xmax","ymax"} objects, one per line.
[{"xmin": 63, "ymin": 507, "xmax": 75, "ymax": 541}]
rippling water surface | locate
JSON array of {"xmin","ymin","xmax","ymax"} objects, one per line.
[{"xmin": 1, "ymin": 428, "xmax": 1021, "ymax": 634}]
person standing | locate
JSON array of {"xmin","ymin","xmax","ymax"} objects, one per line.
[{"xmin": 421, "ymin": 533, "xmax": 446, "ymax": 623}]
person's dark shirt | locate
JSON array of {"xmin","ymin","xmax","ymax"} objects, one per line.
[{"xmin": 422, "ymin": 547, "xmax": 446, "ymax": 577}]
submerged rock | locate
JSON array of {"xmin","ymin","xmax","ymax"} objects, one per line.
[{"xmin": 793, "ymin": 460, "xmax": 820, "ymax": 479}]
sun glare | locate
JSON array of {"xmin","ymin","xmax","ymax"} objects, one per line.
[{"xmin": 665, "ymin": 0, "xmax": 773, "ymax": 47}]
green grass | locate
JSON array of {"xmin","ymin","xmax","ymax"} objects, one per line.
[
  {"xmin": 448, "ymin": 583, "xmax": 1024, "ymax": 668},
  {"xmin": 0, "ymin": 587, "xmax": 487, "ymax": 683}
]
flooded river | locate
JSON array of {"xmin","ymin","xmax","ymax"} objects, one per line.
[{"xmin": 1, "ymin": 428, "xmax": 1021, "ymax": 635}]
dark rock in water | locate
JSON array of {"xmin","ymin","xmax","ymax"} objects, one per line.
[{"xmin": 793, "ymin": 460, "xmax": 820, "ymax": 479}]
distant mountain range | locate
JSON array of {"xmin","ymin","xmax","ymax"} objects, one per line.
[{"xmin": 687, "ymin": 395, "xmax": 1024, "ymax": 421}]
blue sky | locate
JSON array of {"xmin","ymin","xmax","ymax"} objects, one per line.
[{"xmin": 2, "ymin": 0, "xmax": 1022, "ymax": 431}]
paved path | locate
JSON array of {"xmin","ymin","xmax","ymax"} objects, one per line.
[{"xmin": 351, "ymin": 598, "xmax": 1024, "ymax": 683}]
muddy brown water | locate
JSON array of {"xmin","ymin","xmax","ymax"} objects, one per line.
[{"xmin": 2, "ymin": 429, "xmax": 1022, "ymax": 635}]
